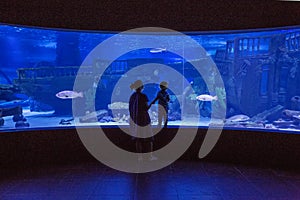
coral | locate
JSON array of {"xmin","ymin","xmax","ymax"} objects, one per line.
[{"xmin": 108, "ymin": 102, "xmax": 129, "ymax": 109}]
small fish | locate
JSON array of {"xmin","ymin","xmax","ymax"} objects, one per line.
[
  {"xmin": 226, "ymin": 114, "xmax": 250, "ymax": 122},
  {"xmin": 56, "ymin": 90, "xmax": 83, "ymax": 99},
  {"xmin": 59, "ymin": 118, "xmax": 74, "ymax": 125},
  {"xmin": 196, "ymin": 94, "xmax": 218, "ymax": 101},
  {"xmin": 150, "ymin": 48, "xmax": 167, "ymax": 53}
]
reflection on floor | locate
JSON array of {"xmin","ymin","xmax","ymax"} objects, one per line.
[{"xmin": 0, "ymin": 161, "xmax": 299, "ymax": 200}]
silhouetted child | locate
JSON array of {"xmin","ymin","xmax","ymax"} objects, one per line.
[{"xmin": 151, "ymin": 81, "xmax": 170, "ymax": 128}]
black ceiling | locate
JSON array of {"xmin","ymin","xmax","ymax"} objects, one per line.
[{"xmin": 1, "ymin": 0, "xmax": 300, "ymax": 32}]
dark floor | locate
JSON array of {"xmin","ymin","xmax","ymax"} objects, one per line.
[{"xmin": 0, "ymin": 161, "xmax": 299, "ymax": 200}]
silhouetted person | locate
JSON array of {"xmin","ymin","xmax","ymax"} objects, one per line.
[
  {"xmin": 151, "ymin": 81, "xmax": 170, "ymax": 128},
  {"xmin": 129, "ymin": 80, "xmax": 157, "ymax": 161}
]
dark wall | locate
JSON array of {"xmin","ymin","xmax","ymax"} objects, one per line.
[
  {"xmin": 0, "ymin": 128, "xmax": 299, "ymax": 170},
  {"xmin": 1, "ymin": 1, "xmax": 300, "ymax": 31}
]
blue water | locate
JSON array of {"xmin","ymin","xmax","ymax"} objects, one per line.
[{"xmin": 0, "ymin": 24, "xmax": 299, "ymax": 133}]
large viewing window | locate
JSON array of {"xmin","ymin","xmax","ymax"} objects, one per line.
[{"xmin": 0, "ymin": 24, "xmax": 299, "ymax": 133}]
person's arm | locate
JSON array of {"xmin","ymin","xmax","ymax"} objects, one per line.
[
  {"xmin": 150, "ymin": 93, "xmax": 159, "ymax": 105},
  {"xmin": 150, "ymin": 97, "xmax": 158, "ymax": 105},
  {"xmin": 146, "ymin": 102, "xmax": 152, "ymax": 111}
]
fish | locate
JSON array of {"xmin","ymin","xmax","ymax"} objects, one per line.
[
  {"xmin": 292, "ymin": 115, "xmax": 300, "ymax": 121},
  {"xmin": 0, "ymin": 99, "xmax": 30, "ymax": 109},
  {"xmin": 150, "ymin": 48, "xmax": 167, "ymax": 53},
  {"xmin": 55, "ymin": 90, "xmax": 83, "ymax": 99},
  {"xmin": 13, "ymin": 93, "xmax": 29, "ymax": 100},
  {"xmin": 59, "ymin": 118, "xmax": 74, "ymax": 125},
  {"xmin": 196, "ymin": 94, "xmax": 218, "ymax": 101},
  {"xmin": 226, "ymin": 114, "xmax": 250, "ymax": 122}
]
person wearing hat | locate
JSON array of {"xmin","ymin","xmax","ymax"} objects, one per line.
[
  {"xmin": 129, "ymin": 80, "xmax": 157, "ymax": 161},
  {"xmin": 150, "ymin": 81, "xmax": 170, "ymax": 128}
]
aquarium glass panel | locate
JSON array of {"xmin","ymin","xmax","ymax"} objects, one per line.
[{"xmin": 0, "ymin": 24, "xmax": 300, "ymax": 133}]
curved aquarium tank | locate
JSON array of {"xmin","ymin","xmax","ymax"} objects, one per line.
[{"xmin": 0, "ymin": 24, "xmax": 299, "ymax": 133}]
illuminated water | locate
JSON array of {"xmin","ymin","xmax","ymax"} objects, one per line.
[{"xmin": 0, "ymin": 24, "xmax": 299, "ymax": 133}]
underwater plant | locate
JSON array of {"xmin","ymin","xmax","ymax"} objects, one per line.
[
  {"xmin": 212, "ymin": 87, "xmax": 226, "ymax": 118},
  {"xmin": 84, "ymin": 88, "xmax": 96, "ymax": 112},
  {"xmin": 289, "ymin": 58, "xmax": 299, "ymax": 79},
  {"xmin": 215, "ymin": 87, "xmax": 226, "ymax": 108},
  {"xmin": 187, "ymin": 93, "xmax": 198, "ymax": 101}
]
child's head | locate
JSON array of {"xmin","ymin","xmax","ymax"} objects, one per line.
[{"xmin": 159, "ymin": 81, "xmax": 168, "ymax": 90}]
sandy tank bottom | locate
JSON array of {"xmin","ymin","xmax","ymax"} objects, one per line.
[{"xmin": 0, "ymin": 108, "xmax": 299, "ymax": 134}]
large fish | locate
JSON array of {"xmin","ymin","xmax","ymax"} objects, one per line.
[
  {"xmin": 14, "ymin": 93, "xmax": 29, "ymax": 100},
  {"xmin": 0, "ymin": 99, "xmax": 30, "ymax": 109},
  {"xmin": 196, "ymin": 94, "xmax": 218, "ymax": 101},
  {"xmin": 56, "ymin": 90, "xmax": 83, "ymax": 99}
]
